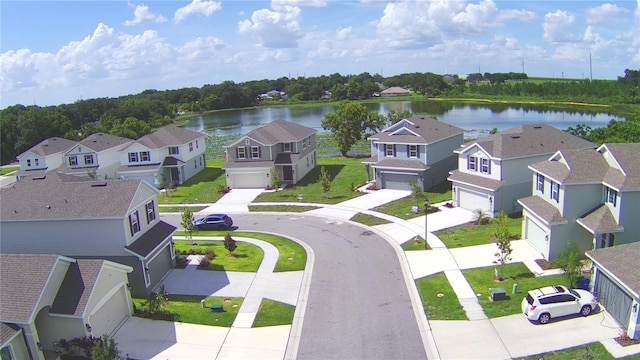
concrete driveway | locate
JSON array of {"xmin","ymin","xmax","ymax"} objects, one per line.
[{"xmin": 199, "ymin": 188, "xmax": 264, "ymax": 213}]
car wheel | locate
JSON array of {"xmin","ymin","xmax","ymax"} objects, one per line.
[
  {"xmin": 538, "ymin": 313, "xmax": 551, "ymax": 324},
  {"xmin": 580, "ymin": 305, "xmax": 592, "ymax": 317}
]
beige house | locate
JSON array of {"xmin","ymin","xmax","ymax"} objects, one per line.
[{"xmin": 380, "ymin": 86, "xmax": 410, "ymax": 97}]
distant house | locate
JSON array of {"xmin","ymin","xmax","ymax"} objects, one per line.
[
  {"xmin": 116, "ymin": 124, "xmax": 206, "ymax": 188},
  {"xmin": 448, "ymin": 124, "xmax": 594, "ymax": 216},
  {"xmin": 380, "ymin": 86, "xmax": 410, "ymax": 97},
  {"xmin": 363, "ymin": 117, "xmax": 464, "ymax": 191},
  {"xmin": 0, "ymin": 173, "xmax": 176, "ymax": 297},
  {"xmin": 223, "ymin": 120, "xmax": 317, "ymax": 189},
  {"xmin": 518, "ymin": 143, "xmax": 640, "ymax": 260},
  {"xmin": 59, "ymin": 133, "xmax": 134, "ymax": 180},
  {"xmin": 0, "ymin": 254, "xmax": 133, "ymax": 359},
  {"xmin": 15, "ymin": 137, "xmax": 77, "ymax": 180}
]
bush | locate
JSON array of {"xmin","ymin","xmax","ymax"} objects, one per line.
[
  {"xmin": 198, "ymin": 257, "xmax": 211, "ymax": 268},
  {"xmin": 203, "ymin": 249, "xmax": 215, "ymax": 260}
]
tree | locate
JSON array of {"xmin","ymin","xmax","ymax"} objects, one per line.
[
  {"xmin": 557, "ymin": 241, "xmax": 583, "ymax": 287},
  {"xmin": 270, "ymin": 167, "xmax": 280, "ymax": 190},
  {"xmin": 224, "ymin": 232, "xmax": 237, "ymax": 256},
  {"xmin": 387, "ymin": 109, "xmax": 413, "ymax": 125},
  {"xmin": 408, "ymin": 177, "xmax": 425, "ymax": 208},
  {"xmin": 321, "ymin": 101, "xmax": 385, "ymax": 157},
  {"xmin": 493, "ymin": 212, "xmax": 512, "ymax": 278},
  {"xmin": 319, "ymin": 166, "xmax": 331, "ymax": 198},
  {"xmin": 146, "ymin": 284, "xmax": 168, "ymax": 314},
  {"xmin": 91, "ymin": 335, "xmax": 123, "ymax": 360},
  {"xmin": 181, "ymin": 208, "xmax": 196, "ymax": 245},
  {"xmin": 472, "ymin": 209, "xmax": 490, "ymax": 225}
]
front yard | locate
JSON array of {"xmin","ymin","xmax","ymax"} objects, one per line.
[
  {"xmin": 133, "ymin": 295, "xmax": 243, "ymax": 327},
  {"xmin": 371, "ymin": 180, "xmax": 453, "ymax": 220},
  {"xmin": 158, "ymin": 159, "xmax": 227, "ymax": 206},
  {"xmin": 435, "ymin": 213, "xmax": 522, "ymax": 248}
]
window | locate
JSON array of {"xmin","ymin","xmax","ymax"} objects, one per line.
[
  {"xmin": 169, "ymin": 146, "xmax": 179, "ymax": 155},
  {"xmin": 196, "ymin": 140, "xmax": 199, "ymax": 149},
  {"xmin": 251, "ymin": 146, "xmax": 260, "ymax": 159},
  {"xmin": 129, "ymin": 152, "xmax": 138, "ymax": 162},
  {"xmin": 302, "ymin": 137, "xmax": 308, "ymax": 150},
  {"xmin": 237, "ymin": 147, "xmax": 246, "ymax": 159},
  {"xmin": 467, "ymin": 156, "xmax": 477, "ymax": 171},
  {"xmin": 307, "ymin": 157, "xmax": 310, "ymax": 167},
  {"xmin": 27, "ymin": 159, "xmax": 31, "ymax": 167},
  {"xmin": 283, "ymin": 142, "xmax": 292, "ymax": 152},
  {"xmin": 68, "ymin": 156, "xmax": 78, "ymax": 166},
  {"xmin": 129, "ymin": 211, "xmax": 140, "ymax": 236},
  {"xmin": 34, "ymin": 158, "xmax": 39, "ymax": 166},
  {"xmin": 551, "ymin": 181, "xmax": 559, "ymax": 202},
  {"xmin": 600, "ymin": 233, "xmax": 615, "ymax": 248},
  {"xmin": 145, "ymin": 200, "xmax": 156, "ymax": 223},
  {"xmin": 408, "ymin": 145, "xmax": 418, "ymax": 158},
  {"xmin": 140, "ymin": 151, "xmax": 150, "ymax": 162},
  {"xmin": 605, "ymin": 186, "xmax": 617, "ymax": 206},
  {"xmin": 385, "ymin": 144, "xmax": 395, "ymax": 157},
  {"xmin": 84, "ymin": 154, "xmax": 94, "ymax": 165},
  {"xmin": 536, "ymin": 174, "xmax": 545, "ymax": 193},
  {"xmin": 1, "ymin": 346, "xmax": 13, "ymax": 360},
  {"xmin": 189, "ymin": 142, "xmax": 193, "ymax": 152},
  {"xmin": 480, "ymin": 158, "xmax": 490, "ymax": 174}
]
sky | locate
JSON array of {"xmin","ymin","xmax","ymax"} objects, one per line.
[{"xmin": 1, "ymin": 0, "xmax": 639, "ymax": 108}]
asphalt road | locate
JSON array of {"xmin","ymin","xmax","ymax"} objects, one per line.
[{"xmin": 162, "ymin": 212, "xmax": 427, "ymax": 360}]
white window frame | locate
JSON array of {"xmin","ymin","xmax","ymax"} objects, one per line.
[
  {"xmin": 145, "ymin": 200, "xmax": 156, "ymax": 224},
  {"xmin": 237, "ymin": 147, "xmax": 246, "ymax": 159},
  {"xmin": 129, "ymin": 152, "xmax": 138, "ymax": 162},
  {"xmin": 129, "ymin": 211, "xmax": 140, "ymax": 236},
  {"xmin": 467, "ymin": 156, "xmax": 477, "ymax": 171},
  {"xmin": 551, "ymin": 181, "xmax": 559, "ymax": 202},
  {"xmin": 283, "ymin": 142, "xmax": 292, "ymax": 152},
  {"xmin": 140, "ymin": 151, "xmax": 150, "ymax": 162},
  {"xmin": 169, "ymin": 146, "xmax": 179, "ymax": 155},
  {"xmin": 34, "ymin": 158, "xmax": 39, "ymax": 167},
  {"xmin": 27, "ymin": 159, "xmax": 31, "ymax": 167},
  {"xmin": 385, "ymin": 144, "xmax": 395, "ymax": 157},
  {"xmin": 480, "ymin": 158, "xmax": 490, "ymax": 174},
  {"xmin": 189, "ymin": 142, "xmax": 193, "ymax": 152},
  {"xmin": 536, "ymin": 173, "xmax": 545, "ymax": 193},
  {"xmin": 409, "ymin": 145, "xmax": 418, "ymax": 158},
  {"xmin": 68, "ymin": 156, "xmax": 78, "ymax": 166},
  {"xmin": 302, "ymin": 138, "xmax": 307, "ymax": 150},
  {"xmin": 84, "ymin": 154, "xmax": 94, "ymax": 165},
  {"xmin": 251, "ymin": 146, "xmax": 260, "ymax": 159},
  {"xmin": 605, "ymin": 186, "xmax": 617, "ymax": 206}
]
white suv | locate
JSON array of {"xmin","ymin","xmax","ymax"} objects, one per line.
[{"xmin": 521, "ymin": 285, "xmax": 596, "ymax": 324}]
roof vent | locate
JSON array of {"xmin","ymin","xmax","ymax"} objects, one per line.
[
  {"xmin": 33, "ymin": 175, "xmax": 46, "ymax": 180},
  {"xmin": 511, "ymin": 135, "xmax": 521, "ymax": 139},
  {"xmin": 533, "ymin": 126, "xmax": 542, "ymax": 129},
  {"xmin": 46, "ymin": 205, "xmax": 51, "ymax": 209},
  {"xmin": 91, "ymin": 182, "xmax": 108, "ymax": 187}
]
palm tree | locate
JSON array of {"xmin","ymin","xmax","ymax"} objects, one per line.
[{"xmin": 472, "ymin": 209, "xmax": 490, "ymax": 225}]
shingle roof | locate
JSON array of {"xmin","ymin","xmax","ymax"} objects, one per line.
[
  {"xmin": 0, "ymin": 254, "xmax": 61, "ymax": 323},
  {"xmin": 458, "ymin": 124, "xmax": 594, "ymax": 159},
  {"xmin": 586, "ymin": 242, "xmax": 640, "ymax": 297},
  {"xmin": 372, "ymin": 159, "xmax": 428, "ymax": 171},
  {"xmin": 135, "ymin": 124, "xmax": 204, "ymax": 149},
  {"xmin": 600, "ymin": 143, "xmax": 640, "ymax": 190},
  {"xmin": 369, "ymin": 117, "xmax": 464, "ymax": 144},
  {"xmin": 381, "ymin": 86, "xmax": 410, "ymax": 94},
  {"xmin": 0, "ymin": 173, "xmax": 142, "ymax": 220},
  {"xmin": 229, "ymin": 120, "xmax": 316, "ymax": 147},
  {"xmin": 0, "ymin": 323, "xmax": 20, "ymax": 345},
  {"xmin": 362, "ymin": 155, "xmax": 378, "ymax": 164},
  {"xmin": 518, "ymin": 195, "xmax": 566, "ymax": 224},
  {"xmin": 78, "ymin": 133, "xmax": 133, "ymax": 152},
  {"xmin": 125, "ymin": 221, "xmax": 176, "ymax": 258},
  {"xmin": 50, "ymin": 260, "xmax": 104, "ymax": 316},
  {"xmin": 448, "ymin": 169, "xmax": 504, "ymax": 191},
  {"xmin": 17, "ymin": 137, "xmax": 77, "ymax": 159},
  {"xmin": 274, "ymin": 153, "xmax": 300, "ymax": 165},
  {"xmin": 117, "ymin": 163, "xmax": 162, "ymax": 173},
  {"xmin": 529, "ymin": 149, "xmax": 609, "ymax": 184},
  {"xmin": 576, "ymin": 204, "xmax": 624, "ymax": 234}
]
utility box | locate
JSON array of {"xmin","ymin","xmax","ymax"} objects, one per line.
[{"xmin": 490, "ymin": 287, "xmax": 506, "ymax": 302}]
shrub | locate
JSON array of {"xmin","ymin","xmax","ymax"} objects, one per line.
[{"xmin": 199, "ymin": 257, "xmax": 211, "ymax": 268}]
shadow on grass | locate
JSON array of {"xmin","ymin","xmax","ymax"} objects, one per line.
[
  {"xmin": 295, "ymin": 164, "xmax": 345, "ymax": 186},
  {"xmin": 181, "ymin": 167, "xmax": 224, "ymax": 186}
]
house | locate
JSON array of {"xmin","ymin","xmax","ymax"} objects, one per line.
[
  {"xmin": 59, "ymin": 133, "xmax": 134, "ymax": 180},
  {"xmin": 586, "ymin": 242, "xmax": 640, "ymax": 340},
  {"xmin": 363, "ymin": 117, "xmax": 464, "ymax": 191},
  {"xmin": 380, "ymin": 86, "xmax": 410, "ymax": 97},
  {"xmin": 0, "ymin": 173, "xmax": 177, "ymax": 297},
  {"xmin": 222, "ymin": 120, "xmax": 317, "ymax": 189},
  {"xmin": 14, "ymin": 137, "xmax": 77, "ymax": 180},
  {"xmin": 518, "ymin": 143, "xmax": 640, "ymax": 260},
  {"xmin": 0, "ymin": 254, "xmax": 133, "ymax": 359},
  {"xmin": 448, "ymin": 124, "xmax": 594, "ymax": 217},
  {"xmin": 116, "ymin": 124, "xmax": 206, "ymax": 188}
]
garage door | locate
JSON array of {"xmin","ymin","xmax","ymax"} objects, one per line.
[
  {"xmin": 89, "ymin": 286, "xmax": 129, "ymax": 336},
  {"xmin": 381, "ymin": 173, "xmax": 412, "ymax": 191},
  {"xmin": 148, "ymin": 245, "xmax": 173, "ymax": 287},
  {"xmin": 230, "ymin": 172, "xmax": 266, "ymax": 188},
  {"xmin": 595, "ymin": 272, "xmax": 633, "ymax": 328},
  {"xmin": 524, "ymin": 217, "xmax": 547, "ymax": 256},
  {"xmin": 458, "ymin": 189, "xmax": 491, "ymax": 213}
]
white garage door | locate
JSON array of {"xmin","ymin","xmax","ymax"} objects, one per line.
[
  {"xmin": 230, "ymin": 172, "xmax": 266, "ymax": 188},
  {"xmin": 524, "ymin": 217, "xmax": 547, "ymax": 256},
  {"xmin": 458, "ymin": 189, "xmax": 491, "ymax": 213},
  {"xmin": 89, "ymin": 286, "xmax": 130, "ymax": 337},
  {"xmin": 381, "ymin": 173, "xmax": 413, "ymax": 191}
]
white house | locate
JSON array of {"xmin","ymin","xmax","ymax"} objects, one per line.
[
  {"xmin": 448, "ymin": 124, "xmax": 594, "ymax": 216},
  {"xmin": 59, "ymin": 133, "xmax": 134, "ymax": 180},
  {"xmin": 15, "ymin": 137, "xmax": 77, "ymax": 180}
]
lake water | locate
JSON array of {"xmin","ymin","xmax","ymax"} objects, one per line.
[{"xmin": 183, "ymin": 100, "xmax": 624, "ymax": 139}]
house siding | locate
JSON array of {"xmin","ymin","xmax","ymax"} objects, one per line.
[
  {"xmin": 2, "ymin": 330, "xmax": 30, "ymax": 360},
  {"xmin": 85, "ymin": 266, "xmax": 132, "ymax": 319},
  {"xmin": 496, "ymin": 181, "xmax": 530, "ymax": 215},
  {"xmin": 617, "ymin": 191, "xmax": 640, "ymax": 246},
  {"xmin": 428, "ymin": 135, "xmax": 463, "ymax": 164},
  {"xmin": 36, "ymin": 312, "xmax": 85, "ymax": 352}
]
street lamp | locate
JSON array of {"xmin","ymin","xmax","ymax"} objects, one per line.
[{"xmin": 424, "ymin": 198, "xmax": 429, "ymax": 250}]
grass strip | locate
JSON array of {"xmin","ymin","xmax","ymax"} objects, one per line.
[
  {"xmin": 253, "ymin": 299, "xmax": 295, "ymax": 327},
  {"xmin": 133, "ymin": 296, "xmax": 243, "ymax": 327},
  {"xmin": 415, "ymin": 272, "xmax": 466, "ymax": 320}
]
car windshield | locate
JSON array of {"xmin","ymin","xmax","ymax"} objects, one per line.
[{"xmin": 569, "ymin": 289, "xmax": 581, "ymax": 298}]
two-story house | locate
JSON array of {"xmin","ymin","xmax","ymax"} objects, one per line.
[
  {"xmin": 59, "ymin": 133, "xmax": 134, "ymax": 180},
  {"xmin": 223, "ymin": 120, "xmax": 317, "ymax": 188},
  {"xmin": 15, "ymin": 137, "xmax": 78, "ymax": 180},
  {"xmin": 363, "ymin": 117, "xmax": 464, "ymax": 191},
  {"xmin": 0, "ymin": 173, "xmax": 176, "ymax": 297},
  {"xmin": 448, "ymin": 124, "xmax": 594, "ymax": 216},
  {"xmin": 518, "ymin": 143, "xmax": 640, "ymax": 261},
  {"xmin": 116, "ymin": 124, "xmax": 206, "ymax": 187}
]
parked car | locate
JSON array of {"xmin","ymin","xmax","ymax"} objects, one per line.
[
  {"xmin": 193, "ymin": 214, "xmax": 233, "ymax": 230},
  {"xmin": 521, "ymin": 285, "xmax": 597, "ymax": 324}
]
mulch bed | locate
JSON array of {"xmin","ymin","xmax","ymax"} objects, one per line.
[{"xmin": 615, "ymin": 334, "xmax": 640, "ymax": 347}]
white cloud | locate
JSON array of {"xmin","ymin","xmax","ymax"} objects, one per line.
[
  {"xmin": 271, "ymin": 0, "xmax": 326, "ymax": 9},
  {"xmin": 633, "ymin": 0, "xmax": 640, "ymax": 63},
  {"xmin": 542, "ymin": 10, "xmax": 576, "ymax": 43},
  {"xmin": 585, "ymin": 3, "xmax": 627, "ymax": 25},
  {"xmin": 551, "ymin": 43, "xmax": 584, "ymax": 62},
  {"xmin": 336, "ymin": 27, "xmax": 352, "ymax": 41},
  {"xmin": 174, "ymin": 0, "xmax": 222, "ymax": 24},
  {"xmin": 124, "ymin": 3, "xmax": 167, "ymax": 26},
  {"xmin": 238, "ymin": 5, "xmax": 303, "ymax": 48}
]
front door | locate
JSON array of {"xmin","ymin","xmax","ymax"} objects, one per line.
[
  {"xmin": 283, "ymin": 166, "xmax": 293, "ymax": 182},
  {"xmin": 170, "ymin": 168, "xmax": 179, "ymax": 184}
]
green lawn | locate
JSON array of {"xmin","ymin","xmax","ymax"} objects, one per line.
[
  {"xmin": 436, "ymin": 214, "xmax": 522, "ymax": 248},
  {"xmin": 349, "ymin": 213, "xmax": 391, "ymax": 226},
  {"xmin": 253, "ymin": 157, "xmax": 367, "ymax": 204},
  {"xmin": 158, "ymin": 159, "xmax": 227, "ymax": 205},
  {"xmin": 174, "ymin": 231, "xmax": 306, "ymax": 272},
  {"xmin": 415, "ymin": 272, "xmax": 467, "ymax": 320},
  {"xmin": 159, "ymin": 206, "xmax": 207, "ymax": 213},
  {"xmin": 249, "ymin": 205, "xmax": 320, "ymax": 212},
  {"xmin": 173, "ymin": 239, "xmax": 263, "ymax": 272},
  {"xmin": 371, "ymin": 180, "xmax": 452, "ymax": 220},
  {"xmin": 401, "ymin": 237, "xmax": 431, "ymax": 251},
  {"xmin": 463, "ymin": 262, "xmax": 569, "ymax": 318},
  {"xmin": 0, "ymin": 166, "xmax": 18, "ymax": 175},
  {"xmin": 252, "ymin": 298, "xmax": 296, "ymax": 327},
  {"xmin": 133, "ymin": 296, "xmax": 243, "ymax": 326},
  {"xmin": 524, "ymin": 342, "xmax": 619, "ymax": 360}
]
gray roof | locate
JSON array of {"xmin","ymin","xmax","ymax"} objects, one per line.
[
  {"xmin": 600, "ymin": 143, "xmax": 640, "ymax": 190},
  {"xmin": 18, "ymin": 137, "xmax": 77, "ymax": 159},
  {"xmin": 227, "ymin": 120, "xmax": 316, "ymax": 147},
  {"xmin": 117, "ymin": 162, "xmax": 162, "ymax": 173},
  {"xmin": 529, "ymin": 149, "xmax": 609, "ymax": 184},
  {"xmin": 518, "ymin": 195, "xmax": 566, "ymax": 224},
  {"xmin": 448, "ymin": 169, "xmax": 504, "ymax": 191},
  {"xmin": 50, "ymin": 259, "xmax": 104, "ymax": 316},
  {"xmin": 0, "ymin": 173, "xmax": 143, "ymax": 220},
  {"xmin": 125, "ymin": 221, "xmax": 176, "ymax": 258},
  {"xmin": 0, "ymin": 254, "xmax": 61, "ymax": 323},
  {"xmin": 369, "ymin": 117, "xmax": 464, "ymax": 144},
  {"xmin": 459, "ymin": 124, "xmax": 594, "ymax": 159},
  {"xmin": 576, "ymin": 204, "xmax": 624, "ymax": 234},
  {"xmin": 372, "ymin": 158, "xmax": 428, "ymax": 171},
  {"xmin": 0, "ymin": 323, "xmax": 19, "ymax": 345},
  {"xmin": 586, "ymin": 242, "xmax": 640, "ymax": 297},
  {"xmin": 78, "ymin": 133, "xmax": 133, "ymax": 152},
  {"xmin": 135, "ymin": 124, "xmax": 204, "ymax": 149},
  {"xmin": 362, "ymin": 155, "xmax": 378, "ymax": 164},
  {"xmin": 274, "ymin": 153, "xmax": 300, "ymax": 165}
]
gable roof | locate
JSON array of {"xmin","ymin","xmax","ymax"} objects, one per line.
[
  {"xmin": 0, "ymin": 323, "xmax": 20, "ymax": 346},
  {"xmin": 599, "ymin": 143, "xmax": 640, "ymax": 190},
  {"xmin": 529, "ymin": 149, "xmax": 609, "ymax": 184},
  {"xmin": 77, "ymin": 133, "xmax": 133, "ymax": 152},
  {"xmin": 17, "ymin": 137, "xmax": 78, "ymax": 159},
  {"xmin": 0, "ymin": 173, "xmax": 146, "ymax": 220},
  {"xmin": 134, "ymin": 124, "xmax": 204, "ymax": 149},
  {"xmin": 368, "ymin": 117, "xmax": 464, "ymax": 144},
  {"xmin": 457, "ymin": 124, "xmax": 594, "ymax": 159},
  {"xmin": 381, "ymin": 86, "xmax": 410, "ymax": 94},
  {"xmin": 586, "ymin": 242, "xmax": 640, "ymax": 297},
  {"xmin": 227, "ymin": 120, "xmax": 316, "ymax": 147},
  {"xmin": 576, "ymin": 204, "xmax": 624, "ymax": 234}
]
